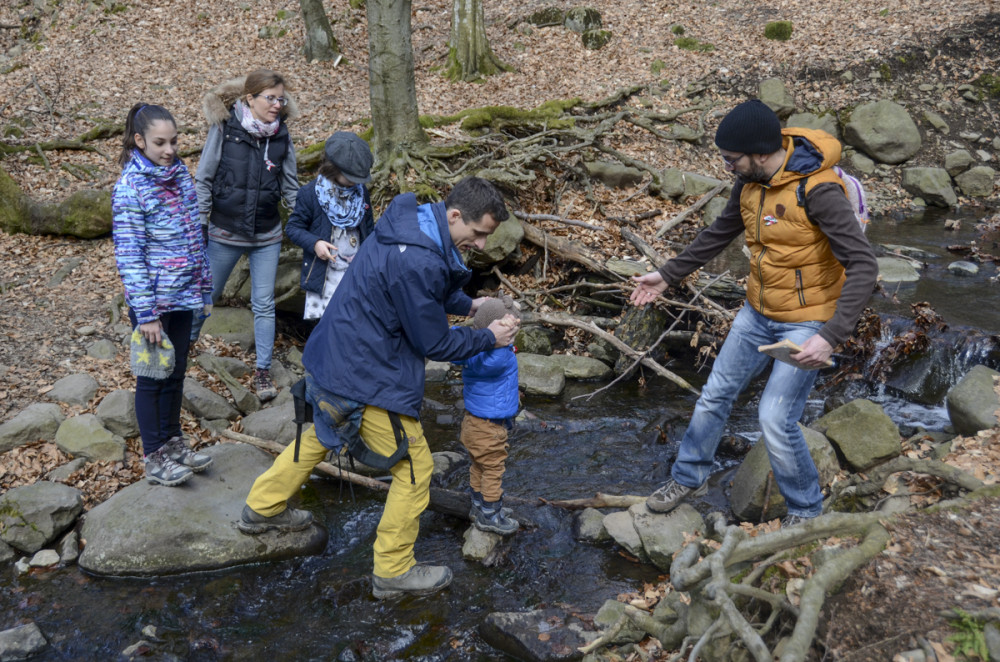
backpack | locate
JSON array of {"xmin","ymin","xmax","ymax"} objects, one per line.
[{"xmin": 795, "ymin": 166, "xmax": 870, "ymax": 233}]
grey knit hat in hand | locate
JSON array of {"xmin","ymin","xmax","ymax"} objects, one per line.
[
  {"xmin": 473, "ymin": 294, "xmax": 521, "ymax": 330},
  {"xmin": 129, "ymin": 329, "xmax": 175, "ymax": 380}
]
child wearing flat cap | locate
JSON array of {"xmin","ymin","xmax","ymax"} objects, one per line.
[
  {"xmin": 285, "ymin": 132, "xmax": 375, "ymax": 323},
  {"xmin": 453, "ymin": 294, "xmax": 521, "ymax": 536}
]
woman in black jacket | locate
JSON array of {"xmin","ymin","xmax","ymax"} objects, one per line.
[
  {"xmin": 192, "ymin": 69, "xmax": 299, "ymax": 401},
  {"xmin": 285, "ymin": 132, "xmax": 374, "ymax": 322}
]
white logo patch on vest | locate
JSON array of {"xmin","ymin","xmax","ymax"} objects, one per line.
[
  {"xmin": 398, "ymin": 245, "xmax": 406, "ymax": 253},
  {"xmin": 763, "ymin": 215, "xmax": 778, "ymax": 226}
]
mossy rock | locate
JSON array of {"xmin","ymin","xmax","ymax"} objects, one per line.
[
  {"xmin": 764, "ymin": 21, "xmax": 793, "ymax": 41},
  {"xmin": 0, "ymin": 167, "xmax": 112, "ymax": 238},
  {"xmin": 974, "ymin": 73, "xmax": 1000, "ymax": 99},
  {"xmin": 563, "ymin": 7, "xmax": 602, "ymax": 33},
  {"xmin": 581, "ymin": 29, "xmax": 612, "ymax": 50},
  {"xmin": 673, "ymin": 37, "xmax": 714, "ymax": 52},
  {"xmin": 526, "ymin": 7, "xmax": 564, "ymax": 26}
]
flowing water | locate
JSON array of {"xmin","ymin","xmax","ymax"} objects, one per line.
[{"xmin": 3, "ymin": 208, "xmax": 997, "ymax": 660}]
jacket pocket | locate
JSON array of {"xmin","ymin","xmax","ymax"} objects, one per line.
[{"xmin": 795, "ymin": 269, "xmax": 806, "ymax": 307}]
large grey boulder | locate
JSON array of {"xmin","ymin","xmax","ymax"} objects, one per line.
[
  {"xmin": 515, "ymin": 326, "xmax": 553, "ymax": 355},
  {"xmin": 46, "ymin": 373, "xmax": 99, "ymax": 407},
  {"xmin": 682, "ymin": 172, "xmax": 727, "ymax": 199},
  {"xmin": 182, "ymin": 378, "xmax": 240, "ymax": 421},
  {"xmin": 759, "ymin": 78, "xmax": 795, "ymax": 119},
  {"xmin": 95, "ymin": 389, "xmax": 139, "ymax": 438},
  {"xmin": 240, "ymin": 400, "xmax": 297, "ymax": 444},
  {"xmin": 563, "ymin": 6, "xmax": 601, "ymax": 32},
  {"xmin": 583, "ymin": 160, "xmax": 644, "ymax": 189},
  {"xmin": 844, "ymin": 101, "xmax": 921, "ymax": 164},
  {"xmin": 0, "ymin": 403, "xmax": 64, "ymax": 453},
  {"xmin": 198, "ymin": 306, "xmax": 255, "ymax": 350},
  {"xmin": 54, "ymin": 414, "xmax": 126, "ymax": 462},
  {"xmin": 0, "ymin": 482, "xmax": 84, "ymax": 554},
  {"xmin": 466, "ymin": 215, "xmax": 524, "ymax": 269},
  {"xmin": 955, "ymin": 166, "xmax": 996, "ymax": 197},
  {"xmin": 193, "ymin": 353, "xmax": 252, "ymax": 378},
  {"xmin": 630, "ymin": 503, "xmax": 705, "ymax": 571},
  {"xmin": 811, "ymin": 399, "xmax": 901, "ymax": 471},
  {"xmin": 944, "ymin": 149, "xmax": 974, "ymax": 177},
  {"xmin": 729, "ymin": 425, "xmax": 839, "ymax": 522},
  {"xmin": 545, "ymin": 354, "xmax": 613, "ymax": 380},
  {"xmin": 517, "ymin": 354, "xmax": 566, "ymax": 396},
  {"xmin": 786, "ymin": 111, "xmax": 840, "ymax": 140},
  {"xmin": 0, "ymin": 622, "xmax": 48, "ymax": 661},
  {"xmin": 902, "ymin": 167, "xmax": 958, "ymax": 207},
  {"xmin": 479, "ymin": 608, "xmax": 599, "ymax": 662},
  {"xmin": 78, "ymin": 444, "xmax": 327, "ymax": 575},
  {"xmin": 946, "ymin": 365, "xmax": 1000, "ymax": 435}
]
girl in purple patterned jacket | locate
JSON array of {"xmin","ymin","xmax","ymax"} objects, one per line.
[{"xmin": 112, "ymin": 103, "xmax": 214, "ymax": 486}]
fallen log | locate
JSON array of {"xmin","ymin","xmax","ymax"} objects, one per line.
[
  {"xmin": 542, "ymin": 493, "xmax": 647, "ymax": 510},
  {"xmin": 521, "ymin": 220, "xmax": 620, "ymax": 281}
]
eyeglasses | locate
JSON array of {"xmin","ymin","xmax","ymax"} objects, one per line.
[
  {"xmin": 254, "ymin": 94, "xmax": 288, "ymax": 107},
  {"xmin": 721, "ymin": 152, "xmax": 746, "ymax": 166}
]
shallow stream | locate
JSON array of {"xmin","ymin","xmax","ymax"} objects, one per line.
[{"xmin": 3, "ymin": 207, "xmax": 997, "ymax": 660}]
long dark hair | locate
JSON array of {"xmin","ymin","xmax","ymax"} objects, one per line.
[{"xmin": 118, "ymin": 103, "xmax": 176, "ymax": 168}]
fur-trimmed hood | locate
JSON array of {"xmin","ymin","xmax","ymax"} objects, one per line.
[{"xmin": 201, "ymin": 76, "xmax": 299, "ymax": 126}]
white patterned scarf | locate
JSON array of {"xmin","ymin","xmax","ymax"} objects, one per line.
[
  {"xmin": 316, "ymin": 176, "xmax": 365, "ymax": 228},
  {"xmin": 236, "ymin": 99, "xmax": 279, "ymax": 138}
]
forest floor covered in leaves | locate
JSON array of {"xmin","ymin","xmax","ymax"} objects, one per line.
[{"xmin": 2, "ymin": 0, "xmax": 1000, "ymax": 659}]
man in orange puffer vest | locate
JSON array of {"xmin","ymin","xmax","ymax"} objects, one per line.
[{"xmin": 630, "ymin": 99, "xmax": 877, "ymax": 527}]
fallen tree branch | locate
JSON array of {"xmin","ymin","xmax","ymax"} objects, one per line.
[
  {"xmin": 655, "ymin": 182, "xmax": 728, "ymax": 238},
  {"xmin": 513, "ymin": 210, "xmax": 605, "ymax": 232},
  {"xmin": 541, "ymin": 493, "xmax": 647, "ymax": 510},
  {"xmin": 521, "ymin": 220, "xmax": 620, "ymax": 281}
]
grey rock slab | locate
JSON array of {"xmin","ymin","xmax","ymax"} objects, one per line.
[
  {"xmin": 431, "ymin": 451, "xmax": 465, "ymax": 477},
  {"xmin": 182, "ymin": 378, "xmax": 239, "ymax": 421},
  {"xmin": 57, "ymin": 530, "xmax": 79, "ymax": 564},
  {"xmin": 466, "ymin": 215, "xmax": 524, "ymax": 270},
  {"xmin": 78, "ymin": 444, "xmax": 327, "ymax": 576},
  {"xmin": 955, "ymin": 165, "xmax": 996, "ymax": 197},
  {"xmin": 0, "ymin": 482, "xmax": 84, "ymax": 554},
  {"xmin": 759, "ymin": 78, "xmax": 795, "ymax": 119},
  {"xmin": 0, "ymin": 403, "xmax": 64, "ymax": 453},
  {"xmin": 946, "ymin": 364, "xmax": 1000, "ymax": 435},
  {"xmin": 516, "ymin": 354, "xmax": 566, "ymax": 396},
  {"xmin": 573, "ymin": 507, "xmax": 610, "ymax": 542},
  {"xmin": 593, "ymin": 600, "xmax": 647, "ymax": 645},
  {"xmin": 0, "ymin": 622, "xmax": 48, "ymax": 661},
  {"xmin": 461, "ymin": 525, "xmax": 502, "ymax": 565},
  {"xmin": 877, "ymin": 256, "xmax": 921, "ymax": 282},
  {"xmin": 584, "ymin": 160, "xmax": 644, "ymax": 189},
  {"xmin": 515, "ymin": 326, "xmax": 553, "ymax": 356},
  {"xmin": 194, "ymin": 353, "xmax": 251, "ymax": 378},
  {"xmin": 46, "ymin": 373, "xmax": 99, "ymax": 407},
  {"xmin": 45, "ymin": 457, "xmax": 88, "ymax": 483},
  {"xmin": 269, "ymin": 360, "xmax": 296, "ymax": 388},
  {"xmin": 602, "ymin": 510, "xmax": 647, "ymax": 562},
  {"xmin": 902, "ymin": 167, "xmax": 958, "ymax": 207},
  {"xmin": 944, "ymin": 149, "xmax": 974, "ymax": 177},
  {"xmin": 947, "ymin": 260, "xmax": 979, "ymax": 276},
  {"xmin": 198, "ymin": 306, "xmax": 255, "ymax": 350},
  {"xmin": 29, "ymin": 549, "xmax": 60, "ymax": 567},
  {"xmin": 479, "ymin": 608, "xmax": 599, "ymax": 662},
  {"xmin": 425, "ymin": 360, "xmax": 451, "ymax": 383},
  {"xmin": 54, "ymin": 413, "xmax": 125, "ymax": 462},
  {"xmin": 0, "ymin": 540, "xmax": 14, "ymax": 564},
  {"xmin": 812, "ymin": 399, "xmax": 901, "ymax": 471},
  {"xmin": 95, "ymin": 389, "xmax": 139, "ymax": 438},
  {"xmin": 630, "ymin": 503, "xmax": 704, "ymax": 571},
  {"xmin": 545, "ymin": 354, "xmax": 612, "ymax": 380},
  {"xmin": 786, "ymin": 111, "xmax": 840, "ymax": 140},
  {"xmin": 240, "ymin": 400, "xmax": 297, "ymax": 445}
]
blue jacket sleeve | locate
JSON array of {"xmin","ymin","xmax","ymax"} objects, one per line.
[
  {"xmin": 444, "ymin": 288, "xmax": 473, "ymax": 316},
  {"xmin": 387, "ymin": 250, "xmax": 494, "ymax": 362},
  {"xmin": 112, "ymin": 179, "xmax": 157, "ymax": 323},
  {"xmin": 461, "ymin": 348, "xmax": 510, "ymax": 378}
]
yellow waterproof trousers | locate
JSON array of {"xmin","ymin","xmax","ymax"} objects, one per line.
[{"xmin": 244, "ymin": 405, "xmax": 433, "ymax": 580}]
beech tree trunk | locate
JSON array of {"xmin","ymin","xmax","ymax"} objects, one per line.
[
  {"xmin": 367, "ymin": 0, "xmax": 427, "ymax": 162},
  {"xmin": 299, "ymin": 0, "xmax": 340, "ymax": 62},
  {"xmin": 447, "ymin": 0, "xmax": 509, "ymax": 81}
]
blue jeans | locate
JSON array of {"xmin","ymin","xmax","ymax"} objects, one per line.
[
  {"xmin": 130, "ymin": 309, "xmax": 192, "ymax": 456},
  {"xmin": 190, "ymin": 240, "xmax": 280, "ymax": 370},
  {"xmin": 671, "ymin": 304, "xmax": 825, "ymax": 517}
]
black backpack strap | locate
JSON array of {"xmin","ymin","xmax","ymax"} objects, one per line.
[
  {"xmin": 387, "ymin": 412, "xmax": 416, "ymax": 485},
  {"xmin": 795, "ymin": 177, "xmax": 816, "ymax": 224},
  {"xmin": 290, "ymin": 378, "xmax": 312, "ymax": 463}
]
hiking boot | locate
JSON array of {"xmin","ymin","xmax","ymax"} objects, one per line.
[
  {"xmin": 468, "ymin": 490, "xmax": 511, "ymax": 520},
  {"xmin": 646, "ymin": 479, "xmax": 708, "ymax": 514},
  {"xmin": 144, "ymin": 446, "xmax": 193, "ymax": 487},
  {"xmin": 474, "ymin": 499, "xmax": 519, "ymax": 536},
  {"xmin": 253, "ymin": 368, "xmax": 278, "ymax": 402},
  {"xmin": 780, "ymin": 513, "xmax": 814, "ymax": 528},
  {"xmin": 371, "ymin": 564, "xmax": 453, "ymax": 599},
  {"xmin": 165, "ymin": 435, "xmax": 213, "ymax": 473},
  {"xmin": 237, "ymin": 504, "xmax": 313, "ymax": 535}
]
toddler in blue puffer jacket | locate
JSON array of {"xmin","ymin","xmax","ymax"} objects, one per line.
[{"xmin": 453, "ymin": 295, "xmax": 521, "ymax": 536}]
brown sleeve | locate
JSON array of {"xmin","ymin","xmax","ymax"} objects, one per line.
[
  {"xmin": 657, "ymin": 180, "xmax": 746, "ymax": 284},
  {"xmin": 807, "ymin": 182, "xmax": 879, "ymax": 347}
]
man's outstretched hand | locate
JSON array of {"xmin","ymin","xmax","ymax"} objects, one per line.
[
  {"xmin": 630, "ymin": 272, "xmax": 668, "ymax": 306},
  {"xmin": 488, "ymin": 314, "xmax": 520, "ymax": 348}
]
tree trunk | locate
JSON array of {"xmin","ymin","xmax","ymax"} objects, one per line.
[
  {"xmin": 367, "ymin": 0, "xmax": 427, "ymax": 163},
  {"xmin": 447, "ymin": 0, "xmax": 510, "ymax": 81},
  {"xmin": 299, "ymin": 0, "xmax": 340, "ymax": 62}
]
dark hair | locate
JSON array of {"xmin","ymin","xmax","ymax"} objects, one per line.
[
  {"xmin": 317, "ymin": 159, "xmax": 342, "ymax": 182},
  {"xmin": 118, "ymin": 103, "xmax": 176, "ymax": 168},
  {"xmin": 444, "ymin": 177, "xmax": 509, "ymax": 225},
  {"xmin": 243, "ymin": 69, "xmax": 286, "ymax": 97}
]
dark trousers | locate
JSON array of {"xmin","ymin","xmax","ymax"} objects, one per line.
[{"xmin": 129, "ymin": 309, "xmax": 193, "ymax": 455}]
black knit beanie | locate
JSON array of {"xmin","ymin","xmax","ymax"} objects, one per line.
[{"xmin": 714, "ymin": 99, "xmax": 782, "ymax": 155}]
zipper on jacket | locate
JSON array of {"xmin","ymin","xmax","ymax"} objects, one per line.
[{"xmin": 795, "ymin": 269, "xmax": 806, "ymax": 307}]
